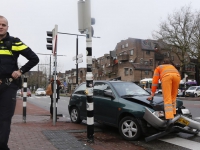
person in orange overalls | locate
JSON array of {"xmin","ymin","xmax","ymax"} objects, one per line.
[{"xmin": 147, "ymin": 58, "xmax": 181, "ymax": 121}]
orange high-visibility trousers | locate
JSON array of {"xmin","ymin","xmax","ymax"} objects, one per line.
[{"xmin": 161, "ymin": 73, "xmax": 181, "ymax": 119}]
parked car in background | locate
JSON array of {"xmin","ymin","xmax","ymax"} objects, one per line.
[
  {"xmin": 17, "ymin": 89, "xmax": 21, "ymax": 96},
  {"xmin": 20, "ymin": 88, "xmax": 32, "ymax": 97},
  {"xmin": 185, "ymin": 86, "xmax": 200, "ymax": 97},
  {"xmin": 35, "ymin": 88, "xmax": 46, "ymax": 96},
  {"xmin": 68, "ymin": 81, "xmax": 190, "ymax": 141}
]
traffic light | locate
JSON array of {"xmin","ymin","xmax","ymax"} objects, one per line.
[
  {"xmin": 46, "ymin": 31, "xmax": 53, "ymax": 51},
  {"xmin": 46, "ymin": 25, "xmax": 58, "ymax": 55}
]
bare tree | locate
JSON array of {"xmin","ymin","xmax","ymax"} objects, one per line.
[
  {"xmin": 190, "ymin": 11, "xmax": 200, "ymax": 59},
  {"xmin": 153, "ymin": 5, "xmax": 196, "ymax": 77}
]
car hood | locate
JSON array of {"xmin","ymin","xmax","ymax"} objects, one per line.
[{"xmin": 122, "ymin": 95, "xmax": 183, "ymax": 111}]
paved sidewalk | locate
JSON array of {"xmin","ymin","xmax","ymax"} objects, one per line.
[{"xmin": 8, "ymin": 98, "xmax": 146, "ymax": 150}]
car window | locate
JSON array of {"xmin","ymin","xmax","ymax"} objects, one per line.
[
  {"xmin": 74, "ymin": 83, "xmax": 86, "ymax": 95},
  {"xmin": 94, "ymin": 82, "xmax": 111, "ymax": 97},
  {"xmin": 111, "ymin": 82, "xmax": 150, "ymax": 97}
]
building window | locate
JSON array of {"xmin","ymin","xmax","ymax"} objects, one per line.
[
  {"xmin": 144, "ymin": 61, "xmax": 148, "ymax": 65},
  {"xmin": 130, "ymin": 50, "xmax": 133, "ymax": 55},
  {"xmin": 145, "ymin": 71, "xmax": 149, "ymax": 75},
  {"xmin": 122, "ymin": 45, "xmax": 124, "ymax": 49},
  {"xmin": 149, "ymin": 59, "xmax": 153, "ymax": 66},
  {"xmin": 171, "ymin": 56, "xmax": 174, "ymax": 61},
  {"xmin": 130, "ymin": 69, "xmax": 133, "ymax": 75},
  {"xmin": 146, "ymin": 51, "xmax": 150, "ymax": 55},
  {"xmin": 124, "ymin": 68, "xmax": 129, "ymax": 76},
  {"xmin": 125, "ymin": 43, "xmax": 128, "ymax": 47}
]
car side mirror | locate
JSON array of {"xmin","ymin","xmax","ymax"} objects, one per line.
[{"xmin": 104, "ymin": 90, "xmax": 115, "ymax": 99}]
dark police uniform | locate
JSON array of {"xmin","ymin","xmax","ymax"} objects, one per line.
[{"xmin": 0, "ymin": 32, "xmax": 39, "ymax": 150}]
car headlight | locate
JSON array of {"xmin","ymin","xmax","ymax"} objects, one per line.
[
  {"xmin": 153, "ymin": 111, "xmax": 165, "ymax": 117},
  {"xmin": 181, "ymin": 109, "xmax": 190, "ymax": 115}
]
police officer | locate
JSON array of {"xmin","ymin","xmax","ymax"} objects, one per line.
[{"xmin": 0, "ymin": 15, "xmax": 39, "ymax": 150}]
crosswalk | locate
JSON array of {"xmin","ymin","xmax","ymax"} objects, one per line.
[{"xmin": 160, "ymin": 136, "xmax": 200, "ymax": 150}]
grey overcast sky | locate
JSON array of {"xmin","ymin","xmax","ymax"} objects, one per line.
[{"xmin": 1, "ymin": 0, "xmax": 200, "ymax": 73}]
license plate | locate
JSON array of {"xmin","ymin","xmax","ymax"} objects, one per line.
[{"xmin": 176, "ymin": 117, "xmax": 190, "ymax": 126}]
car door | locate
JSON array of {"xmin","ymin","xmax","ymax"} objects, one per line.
[
  {"xmin": 93, "ymin": 82, "xmax": 118, "ymax": 125},
  {"xmin": 72, "ymin": 83, "xmax": 87, "ymax": 117},
  {"xmin": 196, "ymin": 87, "xmax": 200, "ymax": 96}
]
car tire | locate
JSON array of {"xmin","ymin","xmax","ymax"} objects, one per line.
[
  {"xmin": 194, "ymin": 94, "xmax": 197, "ymax": 97},
  {"xmin": 70, "ymin": 107, "xmax": 82, "ymax": 124},
  {"xmin": 119, "ymin": 116, "xmax": 142, "ymax": 141}
]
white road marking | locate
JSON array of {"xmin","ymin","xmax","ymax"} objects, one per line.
[
  {"xmin": 193, "ymin": 117, "xmax": 200, "ymax": 120},
  {"xmin": 160, "ymin": 137, "xmax": 200, "ymax": 150}
]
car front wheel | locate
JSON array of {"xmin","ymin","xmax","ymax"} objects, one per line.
[
  {"xmin": 119, "ymin": 116, "xmax": 142, "ymax": 141},
  {"xmin": 70, "ymin": 107, "xmax": 82, "ymax": 123}
]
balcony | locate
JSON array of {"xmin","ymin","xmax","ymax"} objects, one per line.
[{"xmin": 118, "ymin": 54, "xmax": 129, "ymax": 61}]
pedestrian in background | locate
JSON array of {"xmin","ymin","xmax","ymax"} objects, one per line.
[
  {"xmin": 0, "ymin": 16, "xmax": 39, "ymax": 150},
  {"xmin": 50, "ymin": 78, "xmax": 62, "ymax": 119},
  {"xmin": 147, "ymin": 58, "xmax": 180, "ymax": 123}
]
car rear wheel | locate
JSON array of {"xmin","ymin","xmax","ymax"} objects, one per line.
[
  {"xmin": 119, "ymin": 116, "xmax": 142, "ymax": 141},
  {"xmin": 70, "ymin": 107, "xmax": 82, "ymax": 123},
  {"xmin": 194, "ymin": 94, "xmax": 198, "ymax": 97}
]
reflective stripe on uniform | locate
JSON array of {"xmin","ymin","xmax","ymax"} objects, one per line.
[
  {"xmin": 12, "ymin": 44, "xmax": 28, "ymax": 51},
  {"xmin": 164, "ymin": 104, "xmax": 173, "ymax": 111},
  {"xmin": 165, "ymin": 108, "xmax": 173, "ymax": 112},
  {"xmin": 164, "ymin": 104, "xmax": 173, "ymax": 107},
  {"xmin": 161, "ymin": 69, "xmax": 179, "ymax": 77},
  {"xmin": 0, "ymin": 50, "xmax": 13, "ymax": 55},
  {"xmin": 15, "ymin": 42, "xmax": 23, "ymax": 45},
  {"xmin": 172, "ymin": 102, "xmax": 176, "ymax": 107},
  {"xmin": 152, "ymin": 83, "xmax": 158, "ymax": 87},
  {"xmin": 154, "ymin": 73, "xmax": 159, "ymax": 76}
]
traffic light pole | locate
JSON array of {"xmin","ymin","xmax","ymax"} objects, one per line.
[
  {"xmin": 78, "ymin": 0, "xmax": 94, "ymax": 142},
  {"xmin": 53, "ymin": 25, "xmax": 58, "ymax": 126},
  {"xmin": 86, "ymin": 26, "xmax": 94, "ymax": 143}
]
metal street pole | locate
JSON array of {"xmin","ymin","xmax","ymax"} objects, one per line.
[{"xmin": 76, "ymin": 36, "xmax": 78, "ymax": 87}]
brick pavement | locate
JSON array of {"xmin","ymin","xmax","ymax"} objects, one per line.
[{"xmin": 8, "ymin": 98, "xmax": 146, "ymax": 150}]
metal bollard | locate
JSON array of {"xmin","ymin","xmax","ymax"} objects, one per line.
[{"xmin": 22, "ymin": 77, "xmax": 27, "ymax": 123}]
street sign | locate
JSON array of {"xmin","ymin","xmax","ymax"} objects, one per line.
[
  {"xmin": 77, "ymin": 58, "xmax": 83, "ymax": 63},
  {"xmin": 73, "ymin": 53, "xmax": 83, "ymax": 61},
  {"xmin": 77, "ymin": 53, "xmax": 83, "ymax": 58}
]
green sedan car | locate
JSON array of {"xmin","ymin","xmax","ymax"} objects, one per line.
[{"xmin": 68, "ymin": 81, "xmax": 191, "ymax": 141}]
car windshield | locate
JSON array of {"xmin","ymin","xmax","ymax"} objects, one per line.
[
  {"xmin": 37, "ymin": 89, "xmax": 44, "ymax": 91},
  {"xmin": 111, "ymin": 82, "xmax": 150, "ymax": 97},
  {"xmin": 188, "ymin": 86, "xmax": 197, "ymax": 90}
]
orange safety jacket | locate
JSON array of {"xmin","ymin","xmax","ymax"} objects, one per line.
[{"xmin": 151, "ymin": 64, "xmax": 180, "ymax": 94}]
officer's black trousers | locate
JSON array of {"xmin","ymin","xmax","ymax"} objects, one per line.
[{"xmin": 0, "ymin": 83, "xmax": 18, "ymax": 150}]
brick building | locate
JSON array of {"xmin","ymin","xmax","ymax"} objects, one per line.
[{"xmin": 65, "ymin": 37, "xmax": 196, "ymax": 93}]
